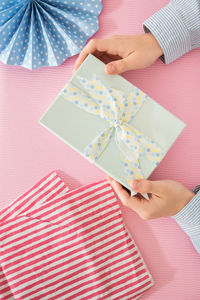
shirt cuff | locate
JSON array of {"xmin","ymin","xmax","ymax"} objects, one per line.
[
  {"xmin": 172, "ymin": 191, "xmax": 200, "ymax": 224},
  {"xmin": 172, "ymin": 191, "xmax": 200, "ymax": 253},
  {"xmin": 143, "ymin": 2, "xmax": 192, "ymax": 64}
]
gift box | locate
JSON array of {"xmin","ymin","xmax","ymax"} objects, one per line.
[
  {"xmin": 40, "ymin": 54, "xmax": 186, "ymax": 192},
  {"xmin": 0, "ymin": 171, "xmax": 154, "ymax": 299}
]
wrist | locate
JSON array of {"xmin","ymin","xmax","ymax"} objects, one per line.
[
  {"xmin": 172, "ymin": 190, "xmax": 200, "ymax": 224},
  {"xmin": 146, "ymin": 32, "xmax": 163, "ymax": 57},
  {"xmin": 179, "ymin": 189, "xmax": 195, "ymax": 213}
]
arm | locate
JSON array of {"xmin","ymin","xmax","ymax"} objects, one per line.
[
  {"xmin": 143, "ymin": 0, "xmax": 200, "ymax": 64},
  {"xmin": 106, "ymin": 176, "xmax": 200, "ymax": 254},
  {"xmin": 74, "ymin": 1, "xmax": 200, "ymax": 74}
]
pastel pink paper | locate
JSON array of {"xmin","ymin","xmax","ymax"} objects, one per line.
[{"xmin": 0, "ymin": 0, "xmax": 200, "ymax": 299}]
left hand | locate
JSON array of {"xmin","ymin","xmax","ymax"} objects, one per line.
[
  {"xmin": 106, "ymin": 176, "xmax": 194, "ymax": 220},
  {"xmin": 73, "ymin": 33, "xmax": 163, "ymax": 74}
]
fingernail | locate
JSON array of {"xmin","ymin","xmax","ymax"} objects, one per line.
[
  {"xmin": 107, "ymin": 64, "xmax": 115, "ymax": 74},
  {"xmin": 132, "ymin": 180, "xmax": 139, "ymax": 190},
  {"xmin": 112, "ymin": 180, "xmax": 117, "ymax": 188},
  {"xmin": 106, "ymin": 175, "xmax": 111, "ymax": 183},
  {"xmin": 72, "ymin": 65, "xmax": 78, "ymax": 73}
]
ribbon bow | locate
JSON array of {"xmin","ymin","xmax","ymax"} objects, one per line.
[{"xmin": 62, "ymin": 74, "xmax": 163, "ymax": 185}]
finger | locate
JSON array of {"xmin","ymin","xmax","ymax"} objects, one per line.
[
  {"xmin": 107, "ymin": 178, "xmax": 154, "ymax": 219},
  {"xmin": 106, "ymin": 176, "xmax": 130, "ymax": 194},
  {"xmin": 105, "ymin": 52, "xmax": 139, "ymax": 75},
  {"xmin": 73, "ymin": 39, "xmax": 111, "ymax": 72},
  {"xmin": 110, "ymin": 180, "xmax": 131, "ymax": 205},
  {"xmin": 131, "ymin": 179, "xmax": 165, "ymax": 196},
  {"xmin": 106, "ymin": 175, "xmax": 113, "ymax": 184},
  {"xmin": 112, "ymin": 180, "xmax": 152, "ymax": 214},
  {"xmin": 101, "ymin": 53, "xmax": 121, "ymax": 61}
]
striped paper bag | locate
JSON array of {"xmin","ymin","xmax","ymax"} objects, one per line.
[{"xmin": 0, "ymin": 171, "xmax": 154, "ymax": 299}]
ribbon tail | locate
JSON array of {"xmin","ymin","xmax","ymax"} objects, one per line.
[
  {"xmin": 120, "ymin": 153, "xmax": 149, "ymax": 199},
  {"xmin": 84, "ymin": 127, "xmax": 114, "ymax": 162},
  {"xmin": 120, "ymin": 152, "xmax": 143, "ymax": 183},
  {"xmin": 139, "ymin": 135, "xmax": 164, "ymax": 166}
]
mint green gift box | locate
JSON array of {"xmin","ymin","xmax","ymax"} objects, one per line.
[{"xmin": 39, "ymin": 54, "xmax": 186, "ymax": 192}]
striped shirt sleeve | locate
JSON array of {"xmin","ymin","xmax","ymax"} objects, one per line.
[
  {"xmin": 172, "ymin": 190, "xmax": 200, "ymax": 254},
  {"xmin": 143, "ymin": 0, "xmax": 200, "ymax": 64}
]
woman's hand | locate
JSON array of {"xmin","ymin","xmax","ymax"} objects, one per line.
[
  {"xmin": 73, "ymin": 33, "xmax": 163, "ymax": 74},
  {"xmin": 106, "ymin": 176, "xmax": 194, "ymax": 220}
]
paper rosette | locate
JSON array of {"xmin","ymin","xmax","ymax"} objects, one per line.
[{"xmin": 0, "ymin": 0, "xmax": 102, "ymax": 69}]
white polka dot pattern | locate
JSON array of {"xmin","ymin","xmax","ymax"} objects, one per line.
[
  {"xmin": 0, "ymin": 0, "xmax": 102, "ymax": 69},
  {"xmin": 61, "ymin": 74, "xmax": 164, "ymax": 184}
]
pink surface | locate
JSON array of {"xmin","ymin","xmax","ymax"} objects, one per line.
[{"xmin": 0, "ymin": 0, "xmax": 200, "ymax": 299}]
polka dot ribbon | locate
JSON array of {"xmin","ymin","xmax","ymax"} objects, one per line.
[{"xmin": 61, "ymin": 74, "xmax": 164, "ymax": 184}]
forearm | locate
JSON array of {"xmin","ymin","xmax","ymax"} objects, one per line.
[{"xmin": 143, "ymin": 0, "xmax": 200, "ymax": 64}]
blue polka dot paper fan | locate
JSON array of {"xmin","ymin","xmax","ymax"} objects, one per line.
[{"xmin": 0, "ymin": 0, "xmax": 102, "ymax": 69}]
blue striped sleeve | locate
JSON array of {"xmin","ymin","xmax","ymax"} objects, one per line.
[
  {"xmin": 172, "ymin": 190, "xmax": 200, "ymax": 254},
  {"xmin": 143, "ymin": 0, "xmax": 200, "ymax": 64}
]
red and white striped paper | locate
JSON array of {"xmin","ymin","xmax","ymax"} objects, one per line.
[{"xmin": 0, "ymin": 171, "xmax": 154, "ymax": 299}]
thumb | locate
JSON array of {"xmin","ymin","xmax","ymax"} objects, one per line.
[
  {"xmin": 131, "ymin": 179, "xmax": 165, "ymax": 196},
  {"xmin": 105, "ymin": 53, "xmax": 137, "ymax": 75}
]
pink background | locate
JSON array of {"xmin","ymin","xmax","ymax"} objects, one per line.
[{"xmin": 0, "ymin": 0, "xmax": 200, "ymax": 299}]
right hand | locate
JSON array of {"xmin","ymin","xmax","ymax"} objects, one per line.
[
  {"xmin": 73, "ymin": 33, "xmax": 163, "ymax": 75},
  {"xmin": 106, "ymin": 176, "xmax": 194, "ymax": 220}
]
